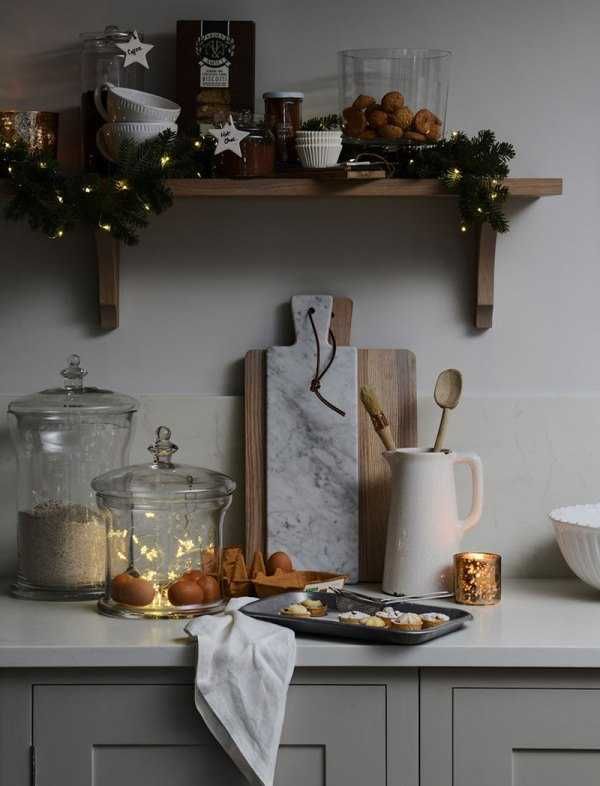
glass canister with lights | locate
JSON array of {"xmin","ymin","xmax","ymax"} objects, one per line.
[
  {"xmin": 93, "ymin": 426, "xmax": 235, "ymax": 619},
  {"xmin": 8, "ymin": 355, "xmax": 138, "ymax": 600}
]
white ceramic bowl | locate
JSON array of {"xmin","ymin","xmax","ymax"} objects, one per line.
[
  {"xmin": 95, "ymin": 83, "xmax": 181, "ymax": 124},
  {"xmin": 550, "ymin": 504, "xmax": 600, "ymax": 589},
  {"xmin": 96, "ymin": 122, "xmax": 177, "ymax": 162},
  {"xmin": 296, "ymin": 142, "xmax": 342, "ymax": 169}
]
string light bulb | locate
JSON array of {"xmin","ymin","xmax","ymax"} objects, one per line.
[
  {"xmin": 115, "ymin": 179, "xmax": 129, "ymax": 191},
  {"xmin": 143, "ymin": 203, "xmax": 151, "ymax": 212},
  {"xmin": 98, "ymin": 221, "xmax": 111, "ymax": 232},
  {"xmin": 194, "ymin": 140, "xmax": 202, "ymax": 148},
  {"xmin": 3, "ymin": 141, "xmax": 10, "ymax": 149},
  {"xmin": 56, "ymin": 193, "xmax": 63, "ymax": 204},
  {"xmin": 160, "ymin": 154, "xmax": 170, "ymax": 167},
  {"xmin": 82, "ymin": 185, "xmax": 93, "ymax": 194},
  {"xmin": 38, "ymin": 161, "xmax": 47, "ymax": 169},
  {"xmin": 460, "ymin": 224, "xmax": 467, "ymax": 233}
]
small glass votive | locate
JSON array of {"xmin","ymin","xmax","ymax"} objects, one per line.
[{"xmin": 454, "ymin": 552, "xmax": 501, "ymax": 605}]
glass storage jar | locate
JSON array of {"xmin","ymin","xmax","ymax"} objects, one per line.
[
  {"xmin": 94, "ymin": 426, "xmax": 235, "ymax": 619},
  {"xmin": 215, "ymin": 113, "xmax": 275, "ymax": 178},
  {"xmin": 263, "ymin": 91, "xmax": 304, "ymax": 164},
  {"xmin": 81, "ymin": 25, "xmax": 145, "ymax": 172},
  {"xmin": 338, "ymin": 49, "xmax": 451, "ymax": 147},
  {"xmin": 8, "ymin": 355, "xmax": 138, "ymax": 600}
]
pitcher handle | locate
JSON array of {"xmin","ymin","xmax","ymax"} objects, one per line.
[{"xmin": 453, "ymin": 452, "xmax": 483, "ymax": 532}]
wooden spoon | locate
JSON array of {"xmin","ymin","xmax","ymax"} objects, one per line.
[{"xmin": 432, "ymin": 369, "xmax": 463, "ymax": 451}]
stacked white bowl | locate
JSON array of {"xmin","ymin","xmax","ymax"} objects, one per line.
[
  {"xmin": 295, "ymin": 129, "xmax": 343, "ymax": 169},
  {"xmin": 550, "ymin": 504, "xmax": 600, "ymax": 589},
  {"xmin": 95, "ymin": 83, "xmax": 180, "ymax": 162}
]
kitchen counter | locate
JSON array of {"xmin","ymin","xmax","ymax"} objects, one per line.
[{"xmin": 1, "ymin": 578, "xmax": 599, "ymax": 669}]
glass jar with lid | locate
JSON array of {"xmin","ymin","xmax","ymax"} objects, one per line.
[
  {"xmin": 80, "ymin": 25, "xmax": 146, "ymax": 172},
  {"xmin": 214, "ymin": 112, "xmax": 275, "ymax": 178},
  {"xmin": 93, "ymin": 426, "xmax": 236, "ymax": 619},
  {"xmin": 263, "ymin": 91, "xmax": 304, "ymax": 164},
  {"xmin": 8, "ymin": 355, "xmax": 138, "ymax": 600}
]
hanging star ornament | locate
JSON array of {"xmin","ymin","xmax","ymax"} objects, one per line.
[
  {"xmin": 209, "ymin": 115, "xmax": 250, "ymax": 158},
  {"xmin": 116, "ymin": 31, "xmax": 154, "ymax": 69}
]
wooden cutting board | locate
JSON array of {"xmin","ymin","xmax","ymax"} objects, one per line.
[{"xmin": 244, "ymin": 297, "xmax": 417, "ymax": 582}]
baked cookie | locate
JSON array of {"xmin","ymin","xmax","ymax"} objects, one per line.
[
  {"xmin": 280, "ymin": 603, "xmax": 311, "ymax": 619},
  {"xmin": 404, "ymin": 130, "xmax": 427, "ymax": 142},
  {"xmin": 302, "ymin": 598, "xmax": 327, "ymax": 617},
  {"xmin": 339, "ymin": 610, "xmax": 370, "ymax": 625},
  {"xmin": 375, "ymin": 607, "xmax": 401, "ymax": 628},
  {"xmin": 391, "ymin": 612, "xmax": 423, "ymax": 632},
  {"xmin": 381, "ymin": 91, "xmax": 404, "ymax": 113},
  {"xmin": 379, "ymin": 124, "xmax": 404, "ymax": 140},
  {"xmin": 367, "ymin": 109, "xmax": 389, "ymax": 130},
  {"xmin": 359, "ymin": 129, "xmax": 377, "ymax": 140},
  {"xmin": 361, "ymin": 615, "xmax": 387, "ymax": 628},
  {"xmin": 413, "ymin": 108, "xmax": 437, "ymax": 135},
  {"xmin": 390, "ymin": 106, "xmax": 414, "ymax": 130},
  {"xmin": 353, "ymin": 94, "xmax": 376, "ymax": 110},
  {"xmin": 420, "ymin": 612, "xmax": 450, "ymax": 629}
]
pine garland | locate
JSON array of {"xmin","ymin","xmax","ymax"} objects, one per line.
[
  {"xmin": 0, "ymin": 127, "xmax": 515, "ymax": 242},
  {"xmin": 0, "ymin": 130, "xmax": 215, "ymax": 244}
]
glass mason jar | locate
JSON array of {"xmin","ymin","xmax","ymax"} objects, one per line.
[
  {"xmin": 263, "ymin": 91, "xmax": 304, "ymax": 165},
  {"xmin": 94, "ymin": 426, "xmax": 236, "ymax": 619},
  {"xmin": 80, "ymin": 25, "xmax": 145, "ymax": 172},
  {"xmin": 215, "ymin": 113, "xmax": 275, "ymax": 178},
  {"xmin": 8, "ymin": 355, "xmax": 138, "ymax": 600},
  {"xmin": 338, "ymin": 49, "xmax": 452, "ymax": 146}
]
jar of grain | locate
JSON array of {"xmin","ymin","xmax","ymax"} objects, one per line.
[{"xmin": 8, "ymin": 355, "xmax": 138, "ymax": 600}]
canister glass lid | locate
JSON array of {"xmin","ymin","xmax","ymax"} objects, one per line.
[
  {"xmin": 92, "ymin": 426, "xmax": 236, "ymax": 501},
  {"xmin": 8, "ymin": 354, "xmax": 138, "ymax": 415}
]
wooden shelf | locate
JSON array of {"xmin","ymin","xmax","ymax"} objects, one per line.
[
  {"xmin": 167, "ymin": 177, "xmax": 562, "ymax": 199},
  {"xmin": 87, "ymin": 177, "xmax": 560, "ymax": 330}
]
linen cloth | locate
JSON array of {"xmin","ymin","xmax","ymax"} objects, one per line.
[{"xmin": 185, "ymin": 597, "xmax": 296, "ymax": 786}]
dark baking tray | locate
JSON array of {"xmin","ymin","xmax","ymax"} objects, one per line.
[{"xmin": 241, "ymin": 591, "xmax": 472, "ymax": 645}]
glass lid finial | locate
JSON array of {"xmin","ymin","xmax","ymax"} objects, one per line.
[
  {"xmin": 60, "ymin": 354, "xmax": 87, "ymax": 391},
  {"xmin": 149, "ymin": 426, "xmax": 179, "ymax": 466}
]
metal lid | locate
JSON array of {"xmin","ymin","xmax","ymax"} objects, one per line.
[
  {"xmin": 262, "ymin": 91, "xmax": 304, "ymax": 100},
  {"xmin": 8, "ymin": 354, "xmax": 139, "ymax": 416},
  {"xmin": 80, "ymin": 25, "xmax": 136, "ymax": 43},
  {"xmin": 92, "ymin": 426, "xmax": 236, "ymax": 501}
]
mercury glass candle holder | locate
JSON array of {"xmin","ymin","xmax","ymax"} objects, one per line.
[
  {"xmin": 454, "ymin": 552, "xmax": 501, "ymax": 605},
  {"xmin": 0, "ymin": 111, "xmax": 59, "ymax": 156}
]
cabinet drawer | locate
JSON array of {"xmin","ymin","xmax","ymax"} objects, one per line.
[{"xmin": 33, "ymin": 682, "xmax": 386, "ymax": 786}]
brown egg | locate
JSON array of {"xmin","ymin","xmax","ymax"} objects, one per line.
[
  {"xmin": 118, "ymin": 576, "xmax": 155, "ymax": 607},
  {"xmin": 111, "ymin": 572, "xmax": 134, "ymax": 602},
  {"xmin": 181, "ymin": 569, "xmax": 204, "ymax": 582},
  {"xmin": 196, "ymin": 574, "xmax": 221, "ymax": 603},
  {"xmin": 168, "ymin": 579, "xmax": 205, "ymax": 607},
  {"xmin": 266, "ymin": 551, "xmax": 293, "ymax": 575}
]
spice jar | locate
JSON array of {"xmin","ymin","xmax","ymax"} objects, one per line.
[
  {"xmin": 8, "ymin": 355, "xmax": 138, "ymax": 600},
  {"xmin": 80, "ymin": 25, "xmax": 145, "ymax": 172},
  {"xmin": 215, "ymin": 114, "xmax": 275, "ymax": 178},
  {"xmin": 94, "ymin": 426, "xmax": 236, "ymax": 619},
  {"xmin": 263, "ymin": 91, "xmax": 304, "ymax": 164}
]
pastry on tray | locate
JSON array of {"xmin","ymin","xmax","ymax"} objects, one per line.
[
  {"xmin": 301, "ymin": 598, "xmax": 327, "ymax": 617},
  {"xmin": 420, "ymin": 612, "xmax": 450, "ymax": 628},
  {"xmin": 280, "ymin": 603, "xmax": 311, "ymax": 619},
  {"xmin": 375, "ymin": 607, "xmax": 401, "ymax": 628},
  {"xmin": 361, "ymin": 615, "xmax": 387, "ymax": 628},
  {"xmin": 338, "ymin": 610, "xmax": 370, "ymax": 625},
  {"xmin": 391, "ymin": 612, "xmax": 423, "ymax": 632}
]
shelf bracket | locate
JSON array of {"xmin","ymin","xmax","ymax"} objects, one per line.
[
  {"xmin": 95, "ymin": 230, "xmax": 120, "ymax": 330},
  {"xmin": 475, "ymin": 223, "xmax": 497, "ymax": 329}
]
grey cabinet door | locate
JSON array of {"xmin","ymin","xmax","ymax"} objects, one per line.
[
  {"xmin": 453, "ymin": 688, "xmax": 600, "ymax": 786},
  {"xmin": 33, "ymin": 682, "xmax": 386, "ymax": 786}
]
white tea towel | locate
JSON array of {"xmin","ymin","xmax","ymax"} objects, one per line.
[{"xmin": 185, "ymin": 597, "xmax": 296, "ymax": 786}]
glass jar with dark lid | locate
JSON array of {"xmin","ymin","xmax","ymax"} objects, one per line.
[
  {"xmin": 215, "ymin": 112, "xmax": 275, "ymax": 178},
  {"xmin": 8, "ymin": 354, "xmax": 138, "ymax": 600},
  {"xmin": 263, "ymin": 91, "xmax": 304, "ymax": 164},
  {"xmin": 94, "ymin": 426, "xmax": 236, "ymax": 619}
]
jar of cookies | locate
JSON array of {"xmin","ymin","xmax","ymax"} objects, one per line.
[{"xmin": 338, "ymin": 49, "xmax": 451, "ymax": 147}]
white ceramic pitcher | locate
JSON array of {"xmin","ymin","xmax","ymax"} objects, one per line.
[{"xmin": 382, "ymin": 448, "xmax": 483, "ymax": 595}]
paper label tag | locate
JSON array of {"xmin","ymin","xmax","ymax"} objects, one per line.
[{"xmin": 196, "ymin": 32, "xmax": 235, "ymax": 88}]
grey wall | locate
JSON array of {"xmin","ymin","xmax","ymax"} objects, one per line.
[{"xmin": 0, "ymin": 0, "xmax": 594, "ymax": 578}]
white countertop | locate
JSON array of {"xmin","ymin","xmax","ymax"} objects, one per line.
[{"xmin": 1, "ymin": 579, "xmax": 600, "ymax": 669}]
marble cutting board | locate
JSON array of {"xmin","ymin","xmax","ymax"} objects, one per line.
[{"xmin": 266, "ymin": 295, "xmax": 359, "ymax": 582}]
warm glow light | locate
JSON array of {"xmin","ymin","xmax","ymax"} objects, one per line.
[
  {"xmin": 115, "ymin": 179, "xmax": 129, "ymax": 191},
  {"xmin": 143, "ymin": 203, "xmax": 151, "ymax": 211},
  {"xmin": 160, "ymin": 155, "xmax": 170, "ymax": 167},
  {"xmin": 99, "ymin": 221, "xmax": 111, "ymax": 231},
  {"xmin": 83, "ymin": 185, "xmax": 93, "ymax": 194},
  {"xmin": 460, "ymin": 225, "xmax": 467, "ymax": 232},
  {"xmin": 194, "ymin": 140, "xmax": 202, "ymax": 148},
  {"xmin": 39, "ymin": 161, "xmax": 47, "ymax": 169}
]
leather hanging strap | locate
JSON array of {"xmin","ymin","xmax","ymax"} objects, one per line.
[{"xmin": 307, "ymin": 307, "xmax": 346, "ymax": 417}]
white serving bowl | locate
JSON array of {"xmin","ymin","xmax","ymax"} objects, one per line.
[
  {"xmin": 96, "ymin": 121, "xmax": 177, "ymax": 162},
  {"xmin": 95, "ymin": 83, "xmax": 181, "ymax": 123},
  {"xmin": 550, "ymin": 504, "xmax": 600, "ymax": 589}
]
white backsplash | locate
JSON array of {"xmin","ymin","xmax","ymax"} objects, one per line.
[{"xmin": 0, "ymin": 393, "xmax": 598, "ymax": 579}]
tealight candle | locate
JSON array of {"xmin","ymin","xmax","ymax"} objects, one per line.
[{"xmin": 454, "ymin": 552, "xmax": 501, "ymax": 605}]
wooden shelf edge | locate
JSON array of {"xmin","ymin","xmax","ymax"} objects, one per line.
[{"xmin": 167, "ymin": 177, "xmax": 563, "ymax": 198}]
